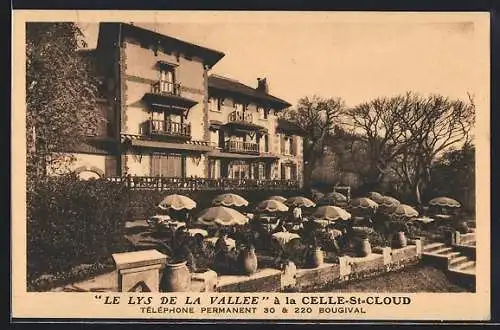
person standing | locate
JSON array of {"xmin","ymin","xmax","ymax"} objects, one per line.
[{"xmin": 293, "ymin": 205, "xmax": 302, "ymax": 222}]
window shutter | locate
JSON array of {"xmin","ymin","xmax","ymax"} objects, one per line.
[
  {"xmin": 280, "ymin": 135, "xmax": 285, "ymax": 154},
  {"xmin": 281, "ymin": 163, "xmax": 285, "ymax": 180},
  {"xmin": 292, "ymin": 136, "xmax": 297, "ymax": 155}
]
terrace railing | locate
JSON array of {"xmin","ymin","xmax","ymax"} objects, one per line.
[
  {"xmin": 149, "ymin": 120, "xmax": 191, "ymax": 138},
  {"xmin": 225, "ymin": 140, "xmax": 259, "ymax": 154},
  {"xmin": 105, "ymin": 176, "xmax": 300, "ymax": 191},
  {"xmin": 228, "ymin": 110, "xmax": 253, "ymax": 123},
  {"xmin": 151, "ymin": 80, "xmax": 182, "ymax": 96}
]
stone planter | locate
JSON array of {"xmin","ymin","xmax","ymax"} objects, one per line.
[
  {"xmin": 238, "ymin": 246, "xmax": 258, "ymax": 275},
  {"xmin": 305, "ymin": 246, "xmax": 324, "ymax": 268},
  {"xmin": 355, "ymin": 238, "xmax": 372, "ymax": 257},
  {"xmin": 161, "ymin": 261, "xmax": 191, "ymax": 292},
  {"xmin": 392, "ymin": 231, "xmax": 408, "ymax": 248}
]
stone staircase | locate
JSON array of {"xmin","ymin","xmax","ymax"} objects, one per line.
[{"xmin": 422, "ymin": 241, "xmax": 476, "ymax": 290}]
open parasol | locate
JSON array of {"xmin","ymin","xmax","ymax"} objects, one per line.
[
  {"xmin": 379, "ymin": 196, "xmax": 401, "ymax": 214},
  {"xmin": 212, "ymin": 193, "xmax": 249, "ymax": 207},
  {"xmin": 196, "ymin": 206, "xmax": 249, "ymax": 227},
  {"xmin": 350, "ymin": 197, "xmax": 379, "ymax": 210},
  {"xmin": 158, "ymin": 194, "xmax": 197, "ymax": 211},
  {"xmin": 268, "ymin": 195, "xmax": 287, "ymax": 203},
  {"xmin": 391, "ymin": 204, "xmax": 419, "ymax": 220},
  {"xmin": 367, "ymin": 192, "xmax": 384, "ymax": 204},
  {"xmin": 428, "ymin": 197, "xmax": 461, "ymax": 208},
  {"xmin": 256, "ymin": 199, "xmax": 289, "ymax": 213},
  {"xmin": 285, "ymin": 196, "xmax": 316, "ymax": 208},
  {"xmin": 312, "ymin": 206, "xmax": 351, "ymax": 221}
]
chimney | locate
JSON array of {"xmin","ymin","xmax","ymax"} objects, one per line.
[{"xmin": 256, "ymin": 77, "xmax": 269, "ymax": 94}]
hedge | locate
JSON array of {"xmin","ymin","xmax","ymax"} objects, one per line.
[{"xmin": 27, "ymin": 173, "xmax": 132, "ymax": 286}]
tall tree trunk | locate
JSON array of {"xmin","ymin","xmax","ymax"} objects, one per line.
[{"xmin": 302, "ymin": 162, "xmax": 313, "ymax": 195}]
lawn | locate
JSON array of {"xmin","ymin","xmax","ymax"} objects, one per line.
[{"xmin": 317, "ymin": 265, "xmax": 468, "ymax": 293}]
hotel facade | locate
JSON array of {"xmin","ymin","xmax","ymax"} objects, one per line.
[{"xmin": 67, "ymin": 23, "xmax": 305, "ymax": 189}]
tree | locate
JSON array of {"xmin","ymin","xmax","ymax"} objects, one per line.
[
  {"xmin": 428, "ymin": 143, "xmax": 475, "ymax": 213},
  {"xmin": 392, "ymin": 93, "xmax": 475, "ymax": 205},
  {"xmin": 282, "ymin": 96, "xmax": 346, "ymax": 193},
  {"xmin": 26, "ymin": 23, "xmax": 103, "ymax": 182},
  {"xmin": 344, "ymin": 94, "xmax": 412, "ymax": 192}
]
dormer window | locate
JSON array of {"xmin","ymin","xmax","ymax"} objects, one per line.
[
  {"xmin": 258, "ymin": 106, "xmax": 268, "ymax": 120},
  {"xmin": 234, "ymin": 102, "xmax": 244, "ymax": 112},
  {"xmin": 209, "ymin": 97, "xmax": 223, "ymax": 112}
]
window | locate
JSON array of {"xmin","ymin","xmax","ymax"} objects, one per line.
[
  {"xmin": 264, "ymin": 135, "xmax": 269, "ymax": 152},
  {"xmin": 209, "ymin": 97, "xmax": 222, "ymax": 112},
  {"xmin": 151, "ymin": 153, "xmax": 185, "ymax": 177},
  {"xmin": 159, "ymin": 68, "xmax": 175, "ymax": 93},
  {"xmin": 258, "ymin": 107, "xmax": 268, "ymax": 120},
  {"xmin": 208, "ymin": 159, "xmax": 221, "ymax": 179},
  {"xmin": 234, "ymin": 102, "xmax": 243, "ymax": 112}
]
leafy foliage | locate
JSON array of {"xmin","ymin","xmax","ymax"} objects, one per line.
[
  {"xmin": 26, "ymin": 23, "xmax": 104, "ymax": 178},
  {"xmin": 27, "ymin": 174, "xmax": 131, "ymax": 281}
]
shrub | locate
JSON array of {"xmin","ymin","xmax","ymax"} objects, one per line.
[{"xmin": 27, "ymin": 174, "xmax": 131, "ymax": 283}]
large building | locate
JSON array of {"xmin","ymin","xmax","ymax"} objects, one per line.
[{"xmin": 66, "ymin": 23, "xmax": 305, "ymax": 189}]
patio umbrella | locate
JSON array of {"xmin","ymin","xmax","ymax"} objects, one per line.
[
  {"xmin": 285, "ymin": 196, "xmax": 316, "ymax": 208},
  {"xmin": 379, "ymin": 196, "xmax": 401, "ymax": 214},
  {"xmin": 317, "ymin": 192, "xmax": 348, "ymax": 206},
  {"xmin": 326, "ymin": 191, "xmax": 348, "ymax": 202},
  {"xmin": 196, "ymin": 206, "xmax": 249, "ymax": 227},
  {"xmin": 312, "ymin": 206, "xmax": 351, "ymax": 222},
  {"xmin": 311, "ymin": 191, "xmax": 325, "ymax": 202},
  {"xmin": 158, "ymin": 194, "xmax": 197, "ymax": 211},
  {"xmin": 350, "ymin": 197, "xmax": 379, "ymax": 210},
  {"xmin": 268, "ymin": 195, "xmax": 287, "ymax": 203},
  {"xmin": 367, "ymin": 191, "xmax": 384, "ymax": 204},
  {"xmin": 391, "ymin": 204, "xmax": 419, "ymax": 220},
  {"xmin": 428, "ymin": 197, "xmax": 461, "ymax": 208},
  {"xmin": 212, "ymin": 193, "xmax": 249, "ymax": 207},
  {"xmin": 256, "ymin": 199, "xmax": 289, "ymax": 213}
]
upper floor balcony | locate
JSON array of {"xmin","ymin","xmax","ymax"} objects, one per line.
[
  {"xmin": 228, "ymin": 110, "xmax": 253, "ymax": 124},
  {"xmin": 224, "ymin": 139, "xmax": 259, "ymax": 154},
  {"xmin": 148, "ymin": 119, "xmax": 191, "ymax": 139},
  {"xmin": 151, "ymin": 80, "xmax": 182, "ymax": 97},
  {"xmin": 142, "ymin": 81, "xmax": 198, "ymax": 114}
]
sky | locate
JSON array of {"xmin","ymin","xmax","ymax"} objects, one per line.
[{"xmin": 77, "ymin": 13, "xmax": 487, "ymax": 108}]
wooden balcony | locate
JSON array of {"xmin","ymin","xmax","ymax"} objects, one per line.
[
  {"xmin": 149, "ymin": 120, "xmax": 191, "ymax": 139},
  {"xmin": 228, "ymin": 110, "xmax": 253, "ymax": 123},
  {"xmin": 225, "ymin": 140, "xmax": 259, "ymax": 154},
  {"xmin": 151, "ymin": 81, "xmax": 181, "ymax": 96},
  {"xmin": 105, "ymin": 176, "xmax": 300, "ymax": 192}
]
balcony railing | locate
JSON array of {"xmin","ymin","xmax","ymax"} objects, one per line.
[
  {"xmin": 105, "ymin": 176, "xmax": 300, "ymax": 192},
  {"xmin": 149, "ymin": 120, "xmax": 191, "ymax": 138},
  {"xmin": 225, "ymin": 140, "xmax": 259, "ymax": 154},
  {"xmin": 151, "ymin": 81, "xmax": 181, "ymax": 96},
  {"xmin": 228, "ymin": 110, "xmax": 253, "ymax": 123}
]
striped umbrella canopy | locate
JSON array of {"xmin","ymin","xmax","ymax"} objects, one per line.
[
  {"xmin": 367, "ymin": 192, "xmax": 384, "ymax": 204},
  {"xmin": 268, "ymin": 195, "xmax": 287, "ymax": 203},
  {"xmin": 391, "ymin": 204, "xmax": 419, "ymax": 220},
  {"xmin": 350, "ymin": 197, "xmax": 379, "ymax": 210},
  {"xmin": 312, "ymin": 206, "xmax": 351, "ymax": 222},
  {"xmin": 326, "ymin": 192, "xmax": 348, "ymax": 202},
  {"xmin": 256, "ymin": 199, "xmax": 289, "ymax": 213},
  {"xmin": 158, "ymin": 194, "xmax": 197, "ymax": 211},
  {"xmin": 428, "ymin": 197, "xmax": 461, "ymax": 208},
  {"xmin": 212, "ymin": 193, "xmax": 249, "ymax": 207},
  {"xmin": 196, "ymin": 206, "xmax": 249, "ymax": 227},
  {"xmin": 285, "ymin": 196, "xmax": 316, "ymax": 208}
]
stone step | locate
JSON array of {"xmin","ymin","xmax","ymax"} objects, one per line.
[
  {"xmin": 452, "ymin": 260, "xmax": 475, "ymax": 271},
  {"xmin": 449, "ymin": 256, "xmax": 468, "ymax": 267},
  {"xmin": 442, "ymin": 251, "xmax": 461, "ymax": 258},
  {"xmin": 431, "ymin": 247, "xmax": 454, "ymax": 255},
  {"xmin": 423, "ymin": 242, "xmax": 445, "ymax": 252}
]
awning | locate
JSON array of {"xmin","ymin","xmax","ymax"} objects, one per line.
[
  {"xmin": 130, "ymin": 139, "xmax": 213, "ymax": 152},
  {"xmin": 223, "ymin": 121, "xmax": 268, "ymax": 133},
  {"xmin": 142, "ymin": 93, "xmax": 198, "ymax": 110},
  {"xmin": 258, "ymin": 153, "xmax": 280, "ymax": 160},
  {"xmin": 206, "ymin": 151, "xmax": 260, "ymax": 159}
]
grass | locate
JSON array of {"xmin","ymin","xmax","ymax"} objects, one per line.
[{"xmin": 317, "ymin": 265, "xmax": 469, "ymax": 293}]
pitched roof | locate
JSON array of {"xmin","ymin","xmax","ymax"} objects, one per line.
[
  {"xmin": 276, "ymin": 118, "xmax": 307, "ymax": 136},
  {"xmin": 208, "ymin": 75, "xmax": 291, "ymax": 110},
  {"xmin": 98, "ymin": 23, "xmax": 225, "ymax": 69}
]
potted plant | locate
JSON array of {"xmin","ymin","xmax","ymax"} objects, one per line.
[
  {"xmin": 351, "ymin": 226, "xmax": 374, "ymax": 257},
  {"xmin": 303, "ymin": 234, "xmax": 324, "ymax": 268},
  {"xmin": 154, "ymin": 232, "xmax": 193, "ymax": 292},
  {"xmin": 388, "ymin": 220, "xmax": 409, "ymax": 248},
  {"xmin": 237, "ymin": 243, "xmax": 258, "ymax": 275}
]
